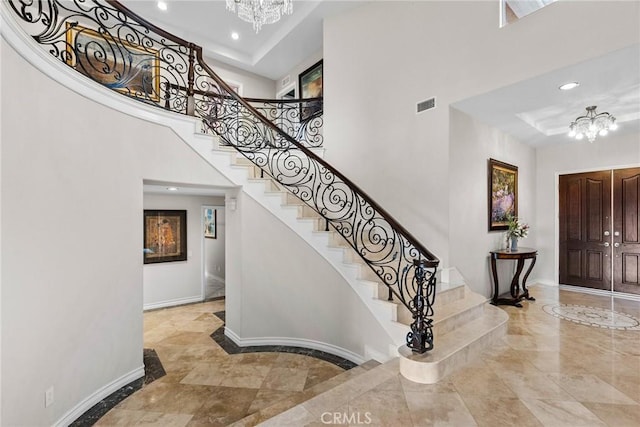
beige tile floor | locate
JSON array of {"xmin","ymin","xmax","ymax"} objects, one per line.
[
  {"xmin": 97, "ymin": 285, "xmax": 640, "ymax": 426},
  {"xmin": 260, "ymin": 285, "xmax": 640, "ymax": 426},
  {"xmin": 95, "ymin": 299, "xmax": 346, "ymax": 426}
]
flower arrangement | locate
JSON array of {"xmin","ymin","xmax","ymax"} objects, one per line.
[{"xmin": 506, "ymin": 215, "xmax": 529, "ymax": 239}]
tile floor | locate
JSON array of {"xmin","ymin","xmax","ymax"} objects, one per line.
[
  {"xmin": 96, "ymin": 285, "xmax": 640, "ymax": 426},
  {"xmin": 95, "ymin": 299, "xmax": 350, "ymax": 426},
  {"xmin": 263, "ymin": 284, "xmax": 640, "ymax": 426}
]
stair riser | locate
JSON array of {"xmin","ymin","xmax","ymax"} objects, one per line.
[
  {"xmin": 433, "ymin": 303, "xmax": 485, "ymax": 337},
  {"xmin": 399, "ymin": 310, "xmax": 508, "ymax": 384}
]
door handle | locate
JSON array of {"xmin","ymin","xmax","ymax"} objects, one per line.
[{"xmin": 603, "ymin": 242, "xmax": 610, "ymax": 247}]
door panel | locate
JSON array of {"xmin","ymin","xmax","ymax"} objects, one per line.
[
  {"xmin": 559, "ymin": 171, "xmax": 611, "ymax": 290},
  {"xmin": 613, "ymin": 168, "xmax": 640, "ymax": 294}
]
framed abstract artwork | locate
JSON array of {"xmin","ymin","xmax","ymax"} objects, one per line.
[
  {"xmin": 298, "ymin": 59, "xmax": 323, "ymax": 120},
  {"xmin": 204, "ymin": 208, "xmax": 217, "ymax": 239},
  {"xmin": 66, "ymin": 23, "xmax": 161, "ymax": 101},
  {"xmin": 143, "ymin": 210, "xmax": 187, "ymax": 264},
  {"xmin": 488, "ymin": 159, "xmax": 518, "ymax": 231}
]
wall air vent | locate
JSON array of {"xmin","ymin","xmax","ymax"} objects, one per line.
[
  {"xmin": 417, "ymin": 97, "xmax": 436, "ymax": 113},
  {"xmin": 281, "ymin": 75, "xmax": 291, "ymax": 87}
]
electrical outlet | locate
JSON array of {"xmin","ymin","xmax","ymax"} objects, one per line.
[{"xmin": 45, "ymin": 386, "xmax": 54, "ymax": 407}]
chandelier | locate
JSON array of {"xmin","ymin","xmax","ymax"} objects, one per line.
[
  {"xmin": 226, "ymin": 0, "xmax": 293, "ymax": 33},
  {"xmin": 568, "ymin": 106, "xmax": 618, "ymax": 143}
]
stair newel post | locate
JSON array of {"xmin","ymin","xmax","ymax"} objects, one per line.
[
  {"xmin": 186, "ymin": 43, "xmax": 196, "ymax": 116},
  {"xmin": 407, "ymin": 258, "xmax": 436, "ymax": 353}
]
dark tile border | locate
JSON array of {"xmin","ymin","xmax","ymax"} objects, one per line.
[
  {"xmin": 210, "ymin": 311, "xmax": 358, "ymax": 370},
  {"xmin": 70, "ymin": 349, "xmax": 166, "ymax": 426}
]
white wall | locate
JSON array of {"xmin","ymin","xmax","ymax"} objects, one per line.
[
  {"xmin": 0, "ymin": 39, "xmax": 232, "ymax": 426},
  {"xmin": 204, "ymin": 56, "xmax": 276, "ymax": 98},
  {"xmin": 204, "ymin": 205, "xmax": 226, "ymax": 282},
  {"xmin": 535, "ymin": 132, "xmax": 640, "ymax": 286},
  {"xmin": 275, "ymin": 49, "xmax": 323, "ymax": 97},
  {"xmin": 143, "ymin": 194, "xmax": 225, "ymax": 309},
  {"xmin": 225, "ymin": 192, "xmax": 395, "ymax": 360},
  {"xmin": 449, "ymin": 109, "xmax": 537, "ymax": 297},
  {"xmin": 323, "ymin": 0, "xmax": 640, "ymax": 270}
]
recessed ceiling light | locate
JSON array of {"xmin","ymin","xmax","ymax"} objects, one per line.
[
  {"xmin": 231, "ymin": 32, "xmax": 240, "ymax": 41},
  {"xmin": 559, "ymin": 82, "xmax": 580, "ymax": 91},
  {"xmin": 157, "ymin": 1, "xmax": 168, "ymax": 11},
  {"xmin": 167, "ymin": 187, "xmax": 178, "ymax": 191}
]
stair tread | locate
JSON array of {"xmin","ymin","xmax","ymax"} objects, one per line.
[
  {"xmin": 432, "ymin": 291, "xmax": 486, "ymax": 322},
  {"xmin": 402, "ymin": 303, "xmax": 507, "ymax": 362}
]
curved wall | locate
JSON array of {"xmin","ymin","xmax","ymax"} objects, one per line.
[{"xmin": 0, "ymin": 35, "xmax": 232, "ymax": 425}]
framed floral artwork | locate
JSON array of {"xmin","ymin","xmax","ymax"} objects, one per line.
[
  {"xmin": 143, "ymin": 210, "xmax": 187, "ymax": 264},
  {"xmin": 488, "ymin": 159, "xmax": 518, "ymax": 231}
]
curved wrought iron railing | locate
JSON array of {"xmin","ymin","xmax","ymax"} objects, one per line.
[
  {"xmin": 6, "ymin": 0, "xmax": 439, "ymax": 353},
  {"xmin": 163, "ymin": 83, "xmax": 323, "ymax": 148}
]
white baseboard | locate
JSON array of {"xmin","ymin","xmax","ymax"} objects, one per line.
[
  {"xmin": 143, "ymin": 295, "xmax": 202, "ymax": 311},
  {"xmin": 54, "ymin": 366, "xmax": 144, "ymax": 427},
  {"xmin": 535, "ymin": 279, "xmax": 558, "ymax": 287},
  {"xmin": 224, "ymin": 328, "xmax": 365, "ymax": 365}
]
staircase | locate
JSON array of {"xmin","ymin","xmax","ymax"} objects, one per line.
[
  {"xmin": 4, "ymin": 0, "xmax": 508, "ymax": 386},
  {"xmin": 193, "ymin": 140, "xmax": 508, "ymax": 384}
]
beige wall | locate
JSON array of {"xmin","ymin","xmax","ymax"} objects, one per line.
[{"xmin": 449, "ymin": 108, "xmax": 537, "ymax": 297}]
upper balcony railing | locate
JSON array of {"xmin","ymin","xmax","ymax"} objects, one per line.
[
  {"xmin": 164, "ymin": 83, "xmax": 323, "ymax": 148},
  {"xmin": 6, "ymin": 0, "xmax": 439, "ymax": 353}
]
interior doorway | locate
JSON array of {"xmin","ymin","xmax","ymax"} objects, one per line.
[
  {"xmin": 559, "ymin": 167, "xmax": 640, "ymax": 295},
  {"xmin": 202, "ymin": 205, "xmax": 226, "ymax": 300}
]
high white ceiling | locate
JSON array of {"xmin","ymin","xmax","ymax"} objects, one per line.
[
  {"xmin": 121, "ymin": 1, "xmax": 639, "ymax": 149},
  {"xmin": 453, "ymin": 44, "xmax": 640, "ymax": 148},
  {"xmin": 121, "ymin": 0, "xmax": 364, "ymax": 80}
]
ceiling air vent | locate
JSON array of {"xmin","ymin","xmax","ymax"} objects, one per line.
[{"xmin": 417, "ymin": 97, "xmax": 436, "ymax": 113}]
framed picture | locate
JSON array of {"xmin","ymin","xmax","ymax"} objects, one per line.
[
  {"xmin": 488, "ymin": 159, "xmax": 518, "ymax": 231},
  {"xmin": 66, "ymin": 23, "xmax": 161, "ymax": 101},
  {"xmin": 143, "ymin": 210, "xmax": 187, "ymax": 264},
  {"xmin": 298, "ymin": 60, "xmax": 323, "ymax": 120},
  {"xmin": 204, "ymin": 208, "xmax": 217, "ymax": 239}
]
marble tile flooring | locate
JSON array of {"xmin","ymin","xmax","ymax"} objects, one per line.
[
  {"xmin": 262, "ymin": 285, "xmax": 640, "ymax": 426},
  {"xmin": 95, "ymin": 299, "xmax": 348, "ymax": 426},
  {"xmin": 96, "ymin": 285, "xmax": 639, "ymax": 426}
]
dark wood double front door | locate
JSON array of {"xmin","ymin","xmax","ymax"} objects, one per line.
[{"xmin": 559, "ymin": 167, "xmax": 640, "ymax": 294}]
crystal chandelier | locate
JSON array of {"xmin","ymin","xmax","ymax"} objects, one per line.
[
  {"xmin": 226, "ymin": 0, "xmax": 293, "ymax": 33},
  {"xmin": 568, "ymin": 106, "xmax": 618, "ymax": 143}
]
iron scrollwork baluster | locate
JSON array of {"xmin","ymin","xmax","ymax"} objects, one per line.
[{"xmin": 406, "ymin": 259, "xmax": 437, "ymax": 353}]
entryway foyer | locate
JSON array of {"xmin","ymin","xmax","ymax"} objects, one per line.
[{"xmin": 84, "ymin": 286, "xmax": 640, "ymax": 426}]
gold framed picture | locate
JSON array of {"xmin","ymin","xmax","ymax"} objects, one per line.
[
  {"xmin": 143, "ymin": 210, "xmax": 187, "ymax": 264},
  {"xmin": 66, "ymin": 23, "xmax": 160, "ymax": 101},
  {"xmin": 488, "ymin": 158, "xmax": 518, "ymax": 231}
]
